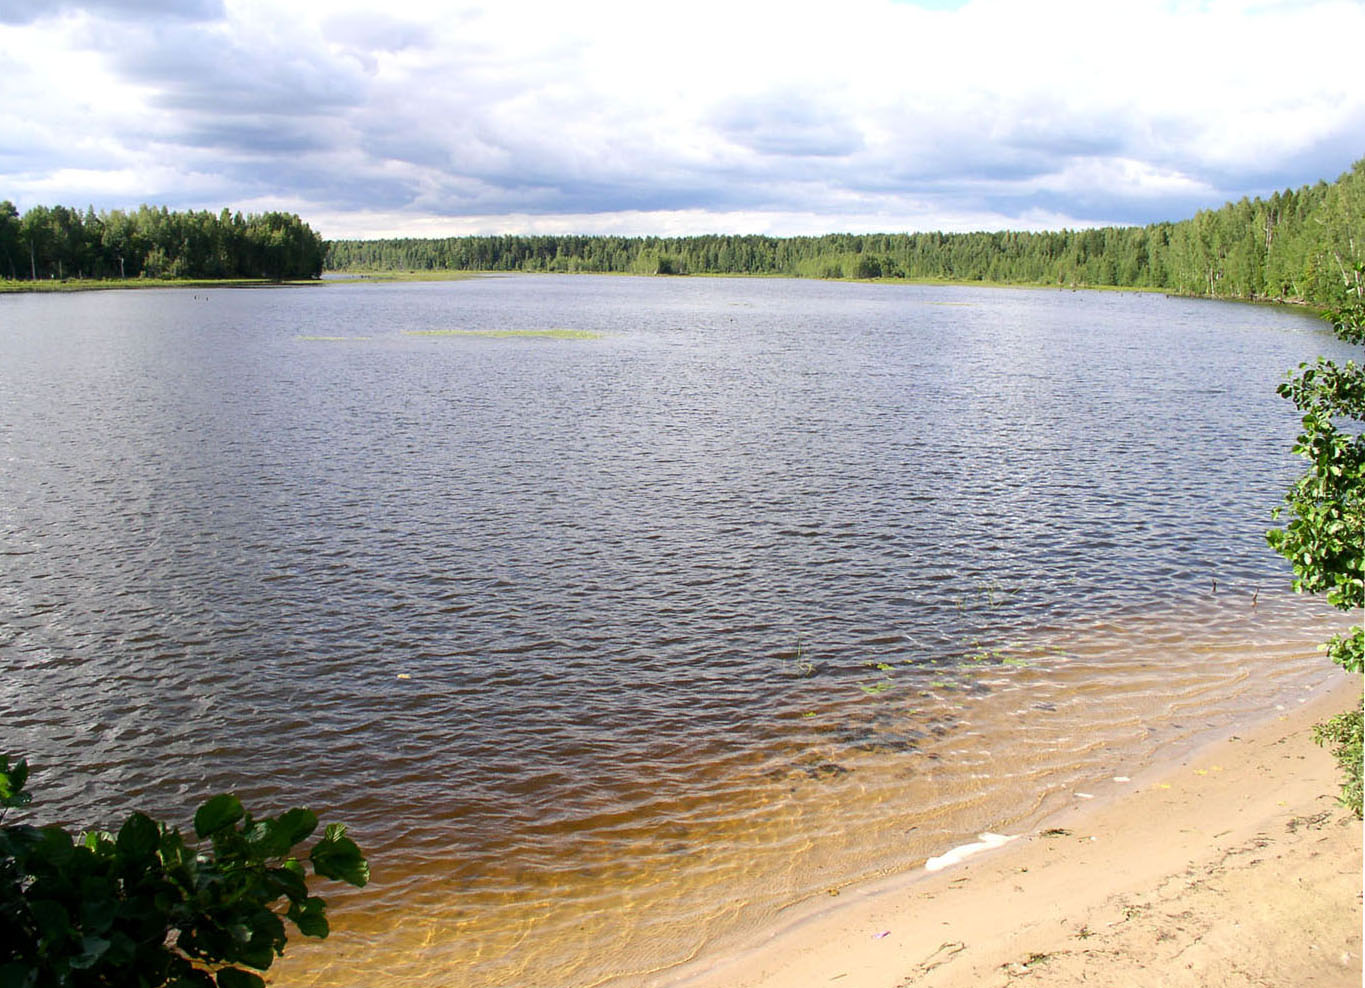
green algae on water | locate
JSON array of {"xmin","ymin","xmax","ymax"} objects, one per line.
[{"xmin": 404, "ymin": 328, "xmax": 603, "ymax": 340}]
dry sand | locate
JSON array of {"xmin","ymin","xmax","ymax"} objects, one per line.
[{"xmin": 664, "ymin": 676, "xmax": 1363, "ymax": 988}]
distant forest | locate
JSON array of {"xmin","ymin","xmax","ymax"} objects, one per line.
[
  {"xmin": 4, "ymin": 158, "xmax": 1360, "ymax": 303},
  {"xmin": 327, "ymin": 157, "xmax": 1364, "ymax": 307},
  {"xmin": 0, "ymin": 203, "xmax": 326, "ymax": 281}
]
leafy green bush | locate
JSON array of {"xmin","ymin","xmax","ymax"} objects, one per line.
[
  {"xmin": 0, "ymin": 754, "xmax": 367, "ymax": 988},
  {"xmin": 1312, "ymin": 708, "xmax": 1364, "ymax": 818},
  {"xmin": 1268, "ymin": 264, "xmax": 1365, "ymax": 814},
  {"xmin": 1267, "ymin": 271, "xmax": 1365, "ymax": 674}
]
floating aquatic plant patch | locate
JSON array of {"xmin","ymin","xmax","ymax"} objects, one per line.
[{"xmin": 404, "ymin": 328, "xmax": 603, "ymax": 340}]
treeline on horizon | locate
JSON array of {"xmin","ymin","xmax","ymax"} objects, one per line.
[
  {"xmin": 0, "ymin": 202, "xmax": 326, "ymax": 282},
  {"xmin": 327, "ymin": 157, "xmax": 1365, "ymax": 307},
  {"xmin": 4, "ymin": 158, "xmax": 1360, "ymax": 303}
]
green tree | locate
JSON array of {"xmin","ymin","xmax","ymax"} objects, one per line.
[
  {"xmin": 852, "ymin": 254, "xmax": 883, "ymax": 279},
  {"xmin": 1267, "ymin": 268, "xmax": 1365, "ymax": 672},
  {"xmin": 1267, "ymin": 265, "xmax": 1365, "ymax": 815},
  {"xmin": 322, "ymin": 161, "xmax": 1365, "ymax": 296},
  {"xmin": 18, "ymin": 206, "xmax": 52, "ymax": 280},
  {"xmin": 0, "ymin": 754, "xmax": 368, "ymax": 987},
  {"xmin": 100, "ymin": 210, "xmax": 142, "ymax": 279},
  {"xmin": 0, "ymin": 201, "xmax": 20, "ymax": 280}
]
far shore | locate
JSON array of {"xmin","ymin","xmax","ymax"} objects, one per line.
[
  {"xmin": 325, "ymin": 266, "xmax": 1174, "ymax": 293},
  {"xmin": 0, "ymin": 277, "xmax": 323, "ymax": 294},
  {"xmin": 658, "ymin": 674, "xmax": 1363, "ymax": 988}
]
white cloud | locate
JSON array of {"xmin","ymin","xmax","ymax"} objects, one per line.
[
  {"xmin": 305, "ymin": 201, "xmax": 1080, "ymax": 240},
  {"xmin": 2, "ymin": 0, "xmax": 1361, "ymax": 233}
]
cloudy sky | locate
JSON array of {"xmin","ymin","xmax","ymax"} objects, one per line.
[{"xmin": 1, "ymin": 0, "xmax": 1362, "ymax": 239}]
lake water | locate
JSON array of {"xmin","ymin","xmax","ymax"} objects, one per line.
[{"xmin": 0, "ymin": 275, "xmax": 1354, "ymax": 986}]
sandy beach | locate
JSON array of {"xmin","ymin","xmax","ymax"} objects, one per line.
[{"xmin": 665, "ymin": 675, "xmax": 1363, "ymax": 988}]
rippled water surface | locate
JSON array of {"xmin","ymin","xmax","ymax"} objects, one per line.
[{"xmin": 1, "ymin": 276, "xmax": 1354, "ymax": 986}]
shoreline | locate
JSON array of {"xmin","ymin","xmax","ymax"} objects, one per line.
[
  {"xmin": 659, "ymin": 674, "xmax": 1363, "ymax": 988},
  {"xmin": 322, "ymin": 268, "xmax": 1326, "ymax": 314},
  {"xmin": 319, "ymin": 266, "xmax": 1277, "ymax": 299},
  {"xmin": 0, "ymin": 277, "xmax": 322, "ymax": 294}
]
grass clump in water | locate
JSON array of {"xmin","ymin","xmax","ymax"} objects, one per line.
[
  {"xmin": 329, "ymin": 269, "xmax": 479, "ymax": 282},
  {"xmin": 404, "ymin": 328, "xmax": 602, "ymax": 340}
]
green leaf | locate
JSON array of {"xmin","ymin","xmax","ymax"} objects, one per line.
[
  {"xmin": 68, "ymin": 936, "xmax": 112, "ymax": 971},
  {"xmin": 309, "ymin": 827, "xmax": 369, "ymax": 887},
  {"xmin": 215, "ymin": 968, "xmax": 266, "ymax": 988},
  {"xmin": 194, "ymin": 794, "xmax": 244, "ymax": 839},
  {"xmin": 1324, "ymin": 626, "xmax": 1365, "ymax": 674},
  {"xmin": 79, "ymin": 880, "xmax": 118, "ymax": 934},
  {"xmin": 236, "ymin": 915, "xmax": 283, "ymax": 970},
  {"xmin": 276, "ymin": 808, "xmax": 318, "ymax": 846},
  {"xmin": 37, "ymin": 825, "xmax": 77, "ymax": 865},
  {"xmin": 246, "ymin": 808, "xmax": 318, "ymax": 859},
  {"xmin": 0, "ymin": 962, "xmax": 32, "ymax": 988},
  {"xmin": 117, "ymin": 811, "xmax": 161, "ymax": 859},
  {"xmin": 0, "ymin": 755, "xmax": 31, "ymax": 809},
  {"xmin": 244, "ymin": 818, "xmax": 287, "ymax": 858},
  {"xmin": 269, "ymin": 862, "xmax": 309, "ymax": 903},
  {"xmin": 103, "ymin": 930, "xmax": 137, "ymax": 967},
  {"xmin": 287, "ymin": 896, "xmax": 330, "ymax": 939},
  {"xmin": 29, "ymin": 898, "xmax": 71, "ymax": 943}
]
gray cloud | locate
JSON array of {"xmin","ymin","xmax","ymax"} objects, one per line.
[
  {"xmin": 0, "ymin": 0, "xmax": 223, "ymax": 25},
  {"xmin": 1193, "ymin": 119, "xmax": 1365, "ymax": 198},
  {"xmin": 714, "ymin": 96, "xmax": 866, "ymax": 158},
  {"xmin": 176, "ymin": 117, "xmax": 351, "ymax": 155},
  {"xmin": 205, "ymin": 155, "xmax": 422, "ymax": 212},
  {"xmin": 983, "ymin": 190, "xmax": 1201, "ymax": 228},
  {"xmin": 1001, "ymin": 115, "xmax": 1129, "ymax": 162},
  {"xmin": 97, "ymin": 25, "xmax": 368, "ymax": 116}
]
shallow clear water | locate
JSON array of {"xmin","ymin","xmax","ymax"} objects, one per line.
[{"xmin": 0, "ymin": 276, "xmax": 1353, "ymax": 986}]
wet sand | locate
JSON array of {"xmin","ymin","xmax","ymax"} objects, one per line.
[{"xmin": 663, "ymin": 674, "xmax": 1363, "ymax": 988}]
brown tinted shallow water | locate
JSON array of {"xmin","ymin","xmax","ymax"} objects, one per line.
[
  {"xmin": 268, "ymin": 593, "xmax": 1347, "ymax": 988},
  {"xmin": 0, "ymin": 276, "xmax": 1357, "ymax": 987}
]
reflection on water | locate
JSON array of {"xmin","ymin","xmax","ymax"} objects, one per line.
[{"xmin": 0, "ymin": 277, "xmax": 1355, "ymax": 986}]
